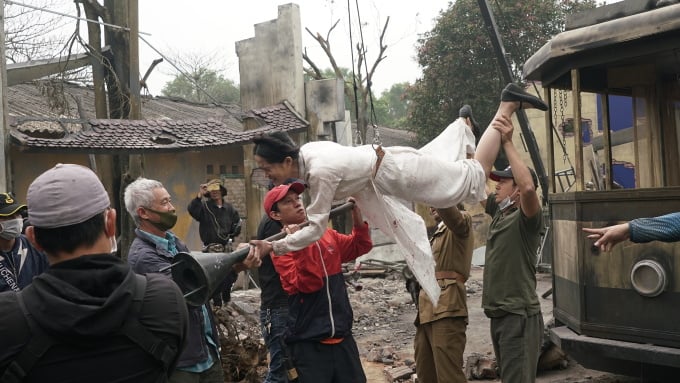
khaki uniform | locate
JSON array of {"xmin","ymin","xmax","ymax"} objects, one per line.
[{"xmin": 414, "ymin": 206, "xmax": 474, "ymax": 383}]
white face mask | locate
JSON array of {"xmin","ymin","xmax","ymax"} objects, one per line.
[
  {"xmin": 0, "ymin": 218, "xmax": 23, "ymax": 240},
  {"xmin": 498, "ymin": 196, "xmax": 515, "ymax": 211}
]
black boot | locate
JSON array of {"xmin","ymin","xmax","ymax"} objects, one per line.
[{"xmin": 501, "ymin": 83, "xmax": 548, "ymax": 111}]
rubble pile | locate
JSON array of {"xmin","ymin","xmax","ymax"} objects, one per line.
[
  {"xmin": 213, "ymin": 293, "xmax": 268, "ymax": 382},
  {"xmin": 211, "ymin": 264, "xmax": 492, "ymax": 382}
]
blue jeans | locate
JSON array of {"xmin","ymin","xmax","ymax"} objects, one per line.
[{"xmin": 260, "ymin": 307, "xmax": 290, "ymax": 383}]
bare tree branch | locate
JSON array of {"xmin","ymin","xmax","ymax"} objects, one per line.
[
  {"xmin": 302, "ymin": 48, "xmax": 323, "ymax": 79},
  {"xmin": 367, "ymin": 16, "xmax": 389, "ymax": 82},
  {"xmin": 305, "ymin": 16, "xmax": 390, "ymax": 144}
]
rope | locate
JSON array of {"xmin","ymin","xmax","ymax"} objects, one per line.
[{"xmin": 346, "ymin": 0, "xmax": 363, "ymax": 146}]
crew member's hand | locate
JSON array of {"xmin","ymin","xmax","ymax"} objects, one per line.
[
  {"xmin": 583, "ymin": 223, "xmax": 630, "ymax": 252},
  {"xmin": 249, "ymin": 239, "xmax": 274, "ymax": 257},
  {"xmin": 234, "ymin": 243, "xmax": 261, "ymax": 271},
  {"xmin": 490, "ymin": 115, "xmax": 514, "ymax": 144},
  {"xmin": 242, "ymin": 244, "xmax": 262, "ymax": 268},
  {"xmin": 348, "ymin": 197, "xmax": 364, "ymax": 226},
  {"xmin": 198, "ymin": 183, "xmax": 208, "ymax": 198},
  {"xmin": 283, "ymin": 224, "xmax": 302, "ymax": 235}
]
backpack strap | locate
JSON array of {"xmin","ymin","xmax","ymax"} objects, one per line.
[
  {"xmin": 0, "ymin": 293, "xmax": 56, "ymax": 383},
  {"xmin": 120, "ymin": 274, "xmax": 176, "ymax": 371}
]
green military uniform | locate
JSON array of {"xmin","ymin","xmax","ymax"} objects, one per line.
[
  {"xmin": 483, "ymin": 194, "xmax": 543, "ymax": 383},
  {"xmin": 414, "ymin": 206, "xmax": 474, "ymax": 383}
]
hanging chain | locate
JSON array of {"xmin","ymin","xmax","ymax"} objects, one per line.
[
  {"xmin": 355, "ymin": 117, "xmax": 364, "ymax": 146},
  {"xmin": 559, "ymin": 90, "xmax": 566, "ymax": 124},
  {"xmin": 371, "ymin": 123, "xmax": 381, "ymax": 147}
]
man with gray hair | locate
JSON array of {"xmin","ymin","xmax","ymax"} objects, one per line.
[
  {"xmin": 0, "ymin": 164, "xmax": 188, "ymax": 382},
  {"xmin": 125, "ymin": 177, "xmax": 261, "ymax": 383}
]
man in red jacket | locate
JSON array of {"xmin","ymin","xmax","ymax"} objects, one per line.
[{"xmin": 255, "ymin": 181, "xmax": 372, "ymax": 383}]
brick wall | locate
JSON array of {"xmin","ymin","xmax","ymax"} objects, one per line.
[{"xmin": 224, "ymin": 177, "xmax": 248, "ymax": 244}]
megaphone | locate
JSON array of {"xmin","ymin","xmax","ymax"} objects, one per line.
[{"xmin": 171, "ymin": 201, "xmax": 355, "ymax": 306}]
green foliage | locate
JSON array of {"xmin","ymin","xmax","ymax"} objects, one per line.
[
  {"xmin": 161, "ymin": 68, "xmax": 240, "ymax": 103},
  {"xmin": 408, "ymin": 0, "xmax": 597, "ymax": 145},
  {"xmin": 372, "ymin": 82, "xmax": 412, "ymax": 129}
]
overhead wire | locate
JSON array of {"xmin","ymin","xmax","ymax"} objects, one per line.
[
  {"xmin": 346, "ymin": 0, "xmax": 363, "ymax": 145},
  {"xmin": 8, "ymin": 0, "xmax": 239, "ymax": 118},
  {"xmin": 349, "ymin": 0, "xmax": 381, "ymax": 146},
  {"xmin": 5, "ymin": 0, "xmax": 152, "ymax": 36}
]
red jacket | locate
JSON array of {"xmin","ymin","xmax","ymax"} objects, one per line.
[{"xmin": 272, "ymin": 223, "xmax": 372, "ymax": 342}]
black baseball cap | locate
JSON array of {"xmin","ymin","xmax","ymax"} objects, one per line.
[{"xmin": 490, "ymin": 165, "xmax": 539, "ymax": 189}]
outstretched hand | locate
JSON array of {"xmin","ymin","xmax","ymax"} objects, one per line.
[
  {"xmin": 348, "ymin": 197, "xmax": 364, "ymax": 226},
  {"xmin": 234, "ymin": 243, "xmax": 262, "ymax": 271},
  {"xmin": 582, "ymin": 223, "xmax": 631, "ymax": 252},
  {"xmin": 249, "ymin": 239, "xmax": 273, "ymax": 257}
]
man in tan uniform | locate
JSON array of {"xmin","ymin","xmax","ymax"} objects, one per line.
[{"xmin": 414, "ymin": 204, "xmax": 474, "ymax": 383}]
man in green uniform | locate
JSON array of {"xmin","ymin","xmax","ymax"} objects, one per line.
[
  {"xmin": 481, "ymin": 115, "xmax": 544, "ymax": 382},
  {"xmin": 414, "ymin": 204, "xmax": 474, "ymax": 382}
]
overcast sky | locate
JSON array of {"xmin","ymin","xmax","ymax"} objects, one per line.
[
  {"xmin": 25, "ymin": 0, "xmax": 621, "ymax": 97},
  {"xmin": 136, "ymin": 0, "xmax": 447, "ymax": 96}
]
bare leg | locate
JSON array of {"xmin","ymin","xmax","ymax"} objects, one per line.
[{"xmin": 474, "ymin": 101, "xmax": 520, "ymax": 177}]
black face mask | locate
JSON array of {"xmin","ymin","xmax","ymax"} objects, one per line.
[{"xmin": 144, "ymin": 208, "xmax": 178, "ymax": 232}]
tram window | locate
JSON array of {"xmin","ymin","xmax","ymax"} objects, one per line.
[{"xmin": 589, "ymin": 91, "xmax": 660, "ymax": 189}]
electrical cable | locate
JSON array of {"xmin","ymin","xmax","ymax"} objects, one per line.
[
  {"xmin": 139, "ymin": 35, "xmax": 240, "ymax": 118},
  {"xmin": 5, "ymin": 0, "xmax": 152, "ymax": 36},
  {"xmin": 352, "ymin": 0, "xmax": 381, "ymax": 146}
]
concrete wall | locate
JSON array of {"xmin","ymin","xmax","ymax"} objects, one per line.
[
  {"xmin": 236, "ymin": 3, "xmax": 306, "ymax": 241},
  {"xmin": 236, "ymin": 3, "xmax": 304, "ymax": 112},
  {"xmin": 305, "ymin": 78, "xmax": 345, "ymax": 139}
]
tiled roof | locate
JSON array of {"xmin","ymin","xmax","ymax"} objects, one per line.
[
  {"xmin": 7, "ymin": 82, "xmax": 245, "ymax": 130},
  {"xmin": 10, "ymin": 116, "xmax": 307, "ymax": 154},
  {"xmin": 244, "ymin": 100, "xmax": 309, "ymax": 131},
  {"xmin": 8, "ymin": 82, "xmax": 309, "ymax": 153}
]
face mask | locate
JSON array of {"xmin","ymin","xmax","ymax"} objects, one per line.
[
  {"xmin": 145, "ymin": 208, "xmax": 178, "ymax": 232},
  {"xmin": 0, "ymin": 218, "xmax": 23, "ymax": 240},
  {"xmin": 498, "ymin": 196, "xmax": 515, "ymax": 211}
]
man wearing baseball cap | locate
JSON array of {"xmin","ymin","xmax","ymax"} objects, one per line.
[
  {"xmin": 480, "ymin": 116, "xmax": 544, "ymax": 383},
  {"xmin": 0, "ymin": 164, "xmax": 188, "ymax": 382},
  {"xmin": 0, "ymin": 192, "xmax": 48, "ymax": 292},
  {"xmin": 252, "ymin": 182, "xmax": 372, "ymax": 383}
]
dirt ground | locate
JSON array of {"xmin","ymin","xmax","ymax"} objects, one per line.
[
  {"xmin": 352, "ymin": 267, "xmax": 639, "ymax": 383},
  {"xmin": 224, "ymin": 266, "xmax": 641, "ymax": 382}
]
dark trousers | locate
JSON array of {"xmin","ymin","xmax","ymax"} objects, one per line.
[
  {"xmin": 261, "ymin": 307, "xmax": 291, "ymax": 383},
  {"xmin": 289, "ymin": 336, "xmax": 366, "ymax": 383},
  {"xmin": 490, "ymin": 312, "xmax": 543, "ymax": 383}
]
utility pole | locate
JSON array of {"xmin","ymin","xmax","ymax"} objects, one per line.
[
  {"xmin": 0, "ymin": 0, "xmax": 9, "ymax": 192},
  {"xmin": 104, "ymin": 0, "xmax": 143, "ymax": 260},
  {"xmin": 477, "ymin": 0, "xmax": 548, "ymax": 201}
]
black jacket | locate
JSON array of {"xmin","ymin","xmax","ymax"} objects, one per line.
[
  {"xmin": 128, "ymin": 229, "xmax": 220, "ymax": 368},
  {"xmin": 256, "ymin": 214, "xmax": 288, "ymax": 309},
  {"xmin": 187, "ymin": 197, "xmax": 241, "ymax": 246},
  {"xmin": 0, "ymin": 254, "xmax": 188, "ymax": 382}
]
